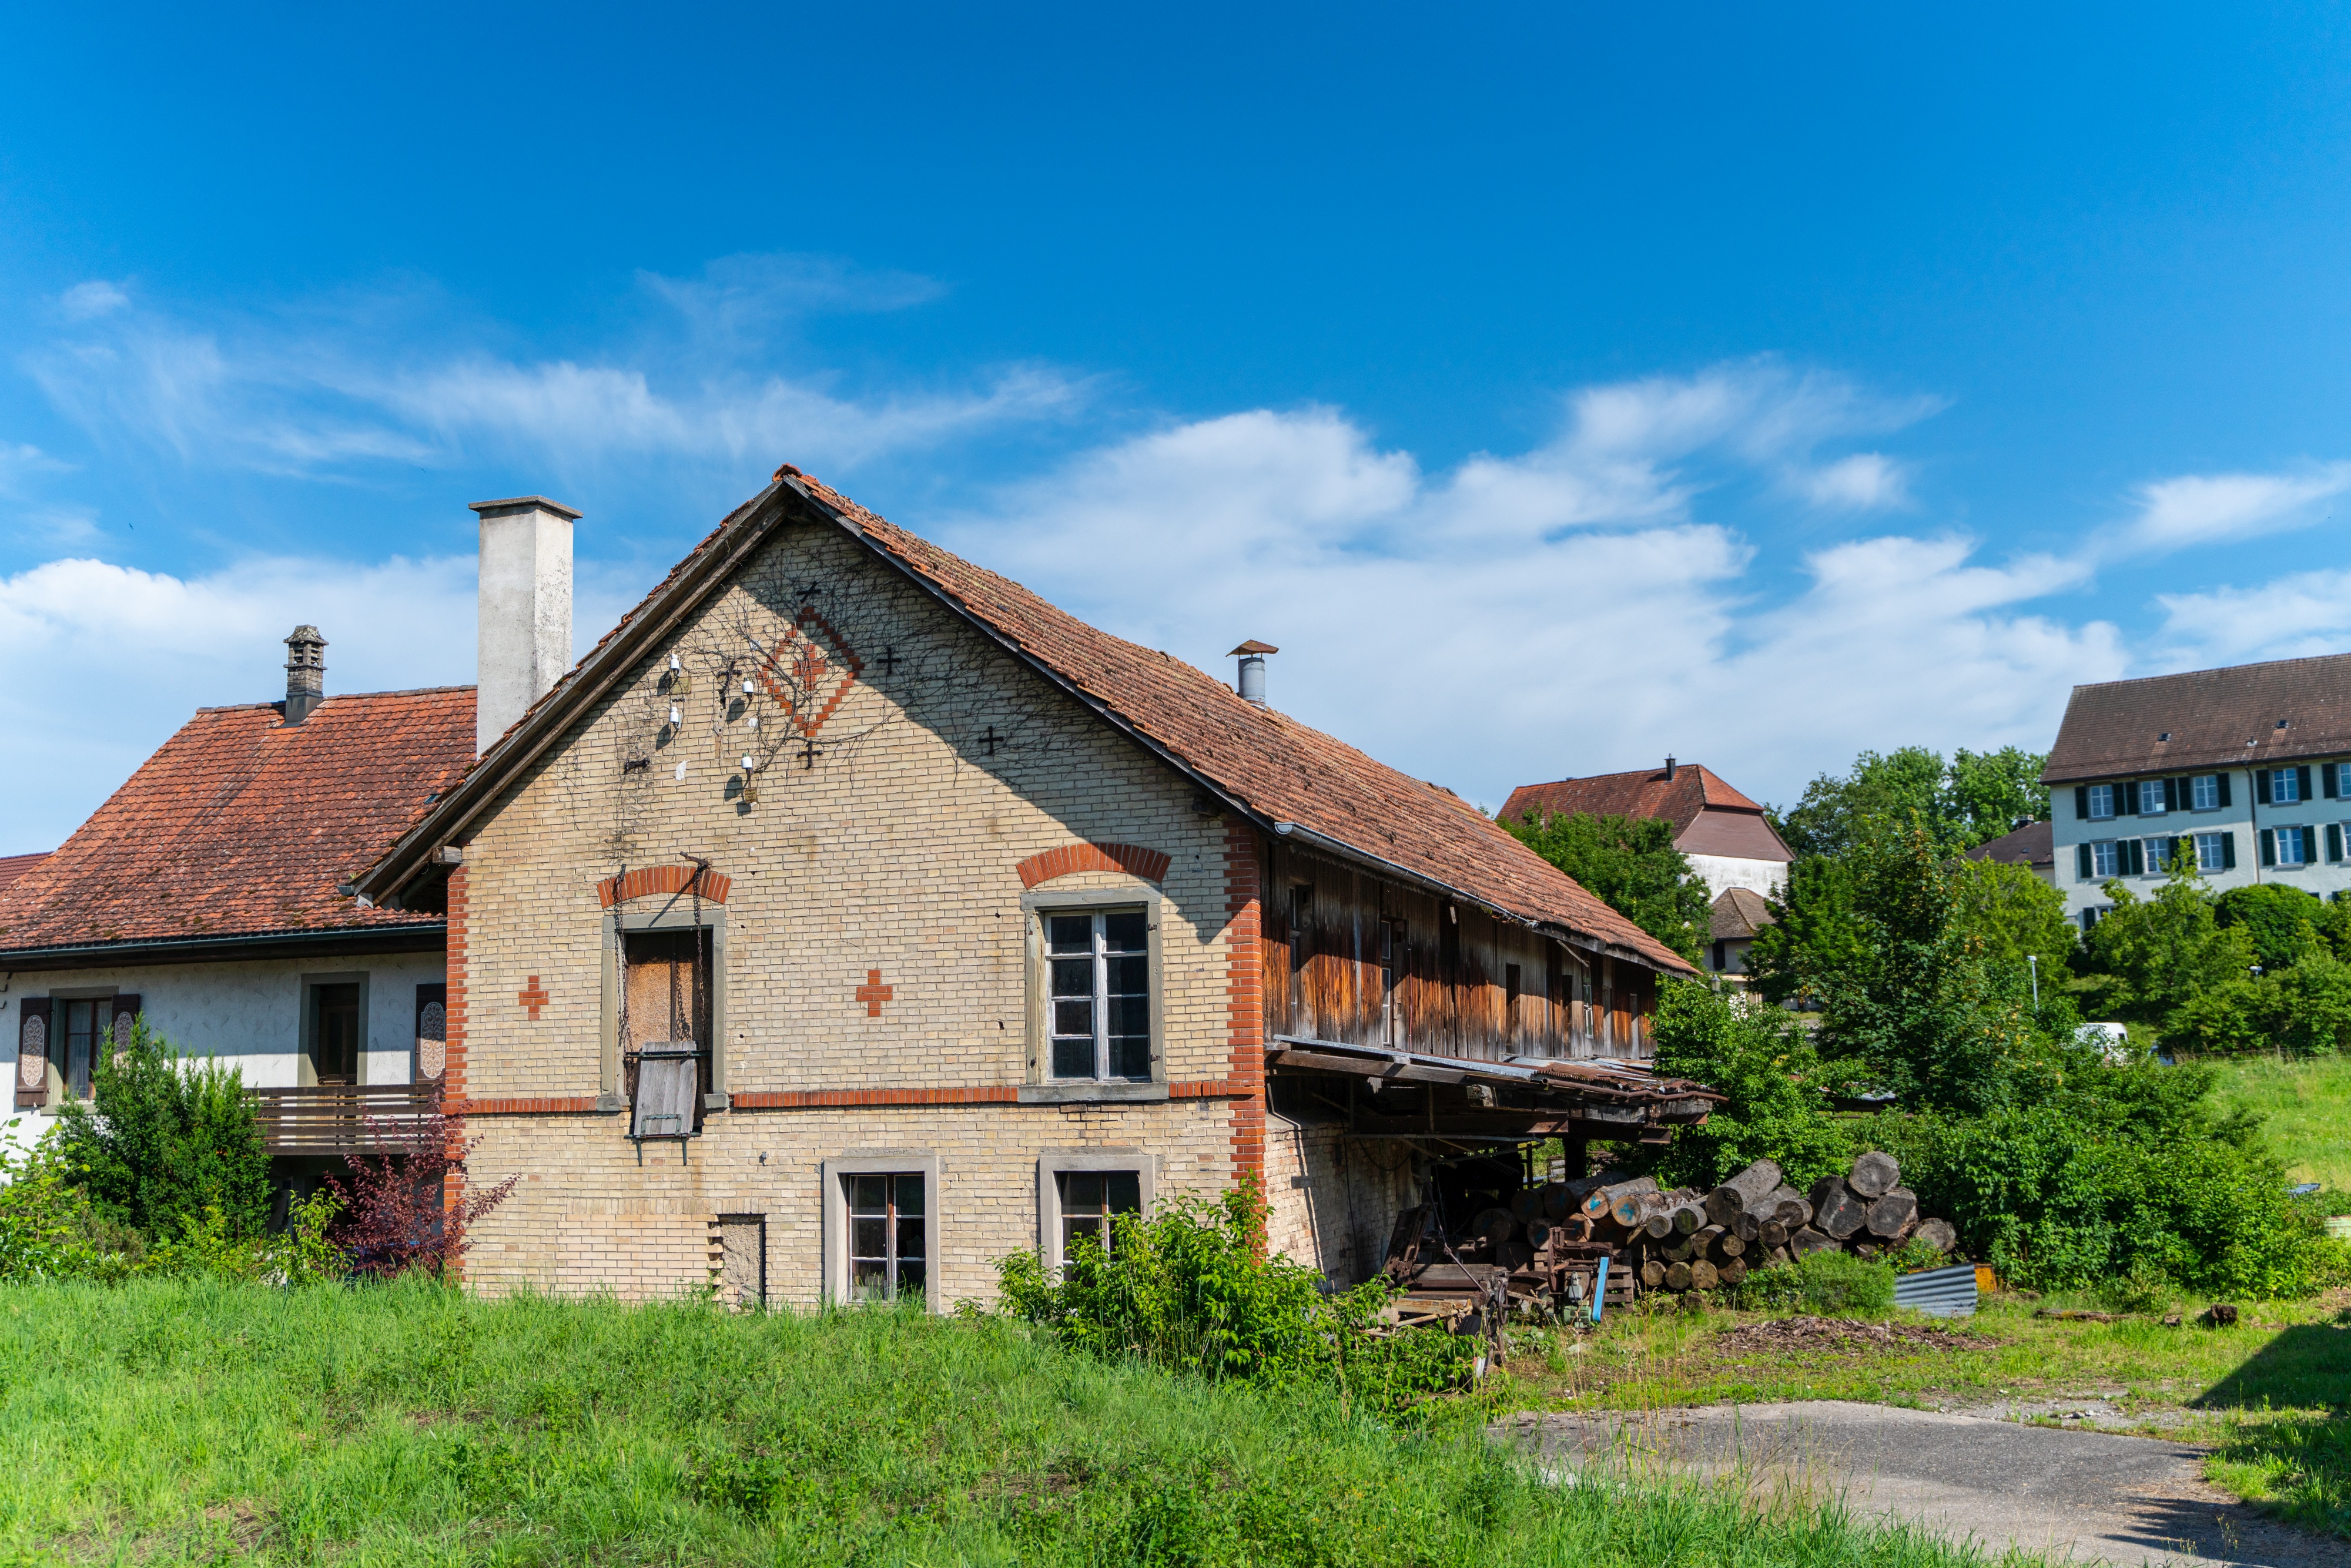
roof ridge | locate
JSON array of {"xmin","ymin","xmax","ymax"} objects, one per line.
[{"xmin": 2068, "ymin": 650, "xmax": 2351, "ymax": 692}]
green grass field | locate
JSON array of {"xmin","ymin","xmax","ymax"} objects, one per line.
[
  {"xmin": 2209, "ymin": 1055, "xmax": 2351, "ymax": 1188},
  {"xmin": 0, "ymin": 1278, "xmax": 2047, "ymax": 1567}
]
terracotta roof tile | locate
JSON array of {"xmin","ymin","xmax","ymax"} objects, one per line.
[
  {"xmin": 1709, "ymin": 886, "xmax": 1776, "ymax": 941},
  {"xmin": 1965, "ymin": 819, "xmax": 2054, "ymax": 870},
  {"xmin": 0, "ymin": 689, "xmax": 474, "ymax": 955},
  {"xmin": 1500, "ymin": 763, "xmax": 1767, "ymax": 832},
  {"xmin": 0, "ymin": 853, "xmax": 49, "ymax": 899}
]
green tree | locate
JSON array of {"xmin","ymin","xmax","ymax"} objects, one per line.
[
  {"xmin": 1643, "ymin": 980, "xmax": 1853, "ymax": 1191},
  {"xmin": 1743, "ymin": 855, "xmax": 1864, "ymax": 1008},
  {"xmin": 52, "ymin": 1019, "xmax": 272, "ymax": 1242},
  {"xmin": 2214, "ymin": 883, "xmax": 2327, "ymax": 971},
  {"xmin": 1771, "ymin": 745, "xmax": 2052, "ymax": 860},
  {"xmin": 1949, "ymin": 856, "xmax": 2075, "ymax": 991},
  {"xmin": 1500, "ymin": 810, "xmax": 1711, "ymax": 964},
  {"xmin": 1944, "ymin": 746, "xmax": 2054, "ymax": 845},
  {"xmin": 2077, "ymin": 860, "xmax": 2256, "ymax": 1023}
]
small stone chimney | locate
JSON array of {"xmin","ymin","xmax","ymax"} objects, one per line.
[
  {"xmin": 471, "ymin": 495, "xmax": 579, "ymax": 755},
  {"xmin": 1230, "ymin": 640, "xmax": 1278, "ymax": 706},
  {"xmin": 1665, "ymin": 755, "xmax": 1677, "ymax": 780},
  {"xmin": 283, "ymin": 625, "xmax": 327, "ymax": 725}
]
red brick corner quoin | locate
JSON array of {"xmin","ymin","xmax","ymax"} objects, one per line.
[
  {"xmin": 1014, "ymin": 843, "xmax": 1171, "ymax": 889},
  {"xmin": 597, "ymin": 865, "xmax": 732, "ymax": 908},
  {"xmin": 1223, "ymin": 823, "xmax": 1265, "ymax": 1198}
]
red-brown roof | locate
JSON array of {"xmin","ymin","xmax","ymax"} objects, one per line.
[
  {"xmin": 1499, "ymin": 764, "xmax": 1791, "ymax": 865},
  {"xmin": 1965, "ymin": 819, "xmax": 2054, "ymax": 871},
  {"xmin": 2043, "ymin": 653, "xmax": 2351, "ymax": 783},
  {"xmin": 0, "ymin": 689, "xmax": 475, "ymax": 956},
  {"xmin": 1709, "ymin": 886, "xmax": 1776, "ymax": 941},
  {"xmin": 373, "ymin": 470, "xmax": 1692, "ymax": 974},
  {"xmin": 0, "ymin": 853, "xmax": 49, "ymax": 899}
]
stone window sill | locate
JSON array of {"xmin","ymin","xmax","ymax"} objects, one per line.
[{"xmin": 1017, "ymin": 1081, "xmax": 1169, "ymax": 1105}]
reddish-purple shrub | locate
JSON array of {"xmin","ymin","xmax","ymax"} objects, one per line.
[{"xmin": 327, "ymin": 1089, "xmax": 517, "ymax": 1279}]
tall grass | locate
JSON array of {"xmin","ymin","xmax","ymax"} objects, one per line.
[
  {"xmin": 2209, "ymin": 1055, "xmax": 2351, "ymax": 1188},
  {"xmin": 0, "ymin": 1278, "xmax": 2048, "ymax": 1566}
]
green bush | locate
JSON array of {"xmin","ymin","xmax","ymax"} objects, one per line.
[
  {"xmin": 1729, "ymin": 1251, "xmax": 1896, "ymax": 1316},
  {"xmin": 2166, "ymin": 953, "xmax": 2351, "ymax": 1058},
  {"xmin": 1642, "ymin": 979, "xmax": 1853, "ymax": 1191},
  {"xmin": 51, "ymin": 1018, "xmax": 271, "ymax": 1241},
  {"xmin": 996, "ymin": 1176, "xmax": 1484, "ymax": 1423},
  {"xmin": 2215, "ymin": 883, "xmax": 2329, "ymax": 971}
]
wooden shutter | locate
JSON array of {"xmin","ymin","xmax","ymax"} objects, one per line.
[
  {"xmin": 631, "ymin": 1051, "xmax": 698, "ymax": 1139},
  {"xmin": 2299, "ymin": 766, "xmax": 2313, "ymax": 803},
  {"xmin": 2077, "ymin": 843, "xmax": 2093, "ymax": 881},
  {"xmin": 2218, "ymin": 773, "xmax": 2233, "ymax": 808},
  {"xmin": 2329, "ymin": 824, "xmax": 2343, "ymax": 863},
  {"xmin": 2260, "ymin": 829, "xmax": 2276, "ymax": 867},
  {"xmin": 414, "ymin": 983, "xmax": 448, "ymax": 1082},
  {"xmin": 15, "ymin": 998, "xmax": 50, "ymax": 1108},
  {"xmin": 2328, "ymin": 765, "xmax": 2342, "ymax": 801},
  {"xmin": 2116, "ymin": 784, "xmax": 2135, "ymax": 817},
  {"xmin": 2222, "ymin": 831, "xmax": 2238, "ymax": 870},
  {"xmin": 109, "ymin": 995, "xmax": 141, "ymax": 1061},
  {"xmin": 2162, "ymin": 777, "xmax": 2178, "ymax": 812},
  {"xmin": 2075, "ymin": 786, "xmax": 2089, "ymax": 820},
  {"xmin": 2126, "ymin": 839, "xmax": 2145, "ymax": 875},
  {"xmin": 2256, "ymin": 770, "xmax": 2272, "ymax": 805}
]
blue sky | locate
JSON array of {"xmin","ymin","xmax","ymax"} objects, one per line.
[{"xmin": 8, "ymin": 4, "xmax": 2351, "ymax": 848}]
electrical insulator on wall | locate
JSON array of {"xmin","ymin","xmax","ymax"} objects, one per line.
[
  {"xmin": 747, "ymin": 713, "xmax": 758, "ymax": 730},
  {"xmin": 669, "ymin": 704, "xmax": 681, "ymax": 726}
]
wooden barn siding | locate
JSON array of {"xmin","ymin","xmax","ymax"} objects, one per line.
[{"xmin": 1257, "ymin": 842, "xmax": 1660, "ymax": 1062}]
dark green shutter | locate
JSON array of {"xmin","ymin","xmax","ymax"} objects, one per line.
[
  {"xmin": 2327, "ymin": 765, "xmax": 2342, "ymax": 801},
  {"xmin": 2261, "ymin": 829, "xmax": 2276, "ymax": 867},
  {"xmin": 2163, "ymin": 777, "xmax": 2178, "ymax": 811},
  {"xmin": 2116, "ymin": 783, "xmax": 2135, "ymax": 816},
  {"xmin": 2126, "ymin": 839, "xmax": 2145, "ymax": 875},
  {"xmin": 2256, "ymin": 769, "xmax": 2272, "ymax": 805},
  {"xmin": 2219, "ymin": 773, "xmax": 2233, "ymax": 808},
  {"xmin": 2075, "ymin": 786, "xmax": 2089, "ymax": 820},
  {"xmin": 2222, "ymin": 832, "xmax": 2238, "ymax": 870},
  {"xmin": 2077, "ymin": 843, "xmax": 2092, "ymax": 881},
  {"xmin": 2299, "ymin": 766, "xmax": 2313, "ymax": 803},
  {"xmin": 2329, "ymin": 825, "xmax": 2343, "ymax": 863}
]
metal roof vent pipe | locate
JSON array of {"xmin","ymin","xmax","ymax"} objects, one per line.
[
  {"xmin": 471, "ymin": 495, "xmax": 580, "ymax": 755},
  {"xmin": 1665, "ymin": 755, "xmax": 1677, "ymax": 780},
  {"xmin": 1231, "ymin": 640, "xmax": 1278, "ymax": 706},
  {"xmin": 283, "ymin": 625, "xmax": 327, "ymax": 725}
]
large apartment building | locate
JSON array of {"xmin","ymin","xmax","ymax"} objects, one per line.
[{"xmin": 2044, "ymin": 653, "xmax": 2351, "ymax": 929}]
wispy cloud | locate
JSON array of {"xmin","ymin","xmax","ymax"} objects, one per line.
[
  {"xmin": 2155, "ymin": 568, "xmax": 2351, "ymax": 666},
  {"xmin": 2114, "ymin": 465, "xmax": 2351, "ymax": 555},
  {"xmin": 59, "ymin": 280, "xmax": 129, "ymax": 320}
]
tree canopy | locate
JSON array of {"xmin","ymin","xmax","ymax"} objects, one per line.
[{"xmin": 1773, "ymin": 745, "xmax": 2050, "ymax": 860}]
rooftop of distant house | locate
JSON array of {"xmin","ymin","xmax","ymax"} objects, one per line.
[
  {"xmin": 1499, "ymin": 762, "xmax": 1793, "ymax": 866},
  {"xmin": 1709, "ymin": 886, "xmax": 1776, "ymax": 942},
  {"xmin": 0, "ymin": 853, "xmax": 49, "ymax": 900},
  {"xmin": 1965, "ymin": 819, "xmax": 2054, "ymax": 872},
  {"xmin": 0, "ymin": 688, "xmax": 476, "ymax": 961},
  {"xmin": 2044, "ymin": 651, "xmax": 2351, "ymax": 784}
]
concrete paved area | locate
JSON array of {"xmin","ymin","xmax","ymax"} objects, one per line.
[{"xmin": 1508, "ymin": 1401, "xmax": 2350, "ymax": 1568}]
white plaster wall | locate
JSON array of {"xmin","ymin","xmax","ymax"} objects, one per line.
[
  {"xmin": 0, "ymin": 950, "xmax": 444, "ymax": 1093},
  {"xmin": 2048, "ymin": 768, "xmax": 2351, "ymax": 923},
  {"xmin": 1684, "ymin": 853, "xmax": 1786, "ymax": 900}
]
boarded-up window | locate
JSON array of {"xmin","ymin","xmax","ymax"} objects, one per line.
[
  {"xmin": 624, "ymin": 928, "xmax": 709, "ymax": 1134},
  {"xmin": 714, "ymin": 1213, "xmax": 766, "ymax": 1309}
]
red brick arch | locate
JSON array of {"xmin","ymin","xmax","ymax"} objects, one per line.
[
  {"xmin": 1016, "ymin": 843, "xmax": 1171, "ymax": 889},
  {"xmin": 597, "ymin": 865, "xmax": 732, "ymax": 908}
]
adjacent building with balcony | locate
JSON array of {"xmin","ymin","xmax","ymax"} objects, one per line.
[{"xmin": 2043, "ymin": 652, "xmax": 2351, "ymax": 929}]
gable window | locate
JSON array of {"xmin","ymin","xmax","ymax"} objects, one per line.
[
  {"xmin": 2191, "ymin": 774, "xmax": 2221, "ymax": 811},
  {"xmin": 2193, "ymin": 831, "xmax": 2235, "ymax": 872},
  {"xmin": 843, "ymin": 1172, "xmax": 926, "ymax": 1302},
  {"xmin": 2085, "ymin": 784, "xmax": 2115, "ymax": 820},
  {"xmin": 1047, "ymin": 910, "xmax": 1150, "ymax": 1081},
  {"xmin": 2136, "ymin": 779, "xmax": 2167, "ymax": 816}
]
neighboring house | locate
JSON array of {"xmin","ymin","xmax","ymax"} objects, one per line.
[
  {"xmin": 1706, "ymin": 887, "xmax": 1774, "ymax": 983},
  {"xmin": 0, "ymin": 854, "xmax": 49, "ymax": 899},
  {"xmin": 0, "ymin": 498, "xmax": 581, "ymax": 1170},
  {"xmin": 1965, "ymin": 820, "xmax": 2055, "ymax": 887},
  {"xmin": 353, "ymin": 467, "xmax": 1703, "ymax": 1308},
  {"xmin": 1498, "ymin": 759, "xmax": 1793, "ymax": 900},
  {"xmin": 2045, "ymin": 654, "xmax": 2351, "ymax": 929}
]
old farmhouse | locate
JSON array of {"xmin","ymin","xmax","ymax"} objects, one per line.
[{"xmin": 353, "ymin": 468, "xmax": 1701, "ymax": 1307}]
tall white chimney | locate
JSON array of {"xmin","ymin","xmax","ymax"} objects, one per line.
[{"xmin": 471, "ymin": 495, "xmax": 578, "ymax": 755}]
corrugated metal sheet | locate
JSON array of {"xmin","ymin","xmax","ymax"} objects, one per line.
[{"xmin": 1894, "ymin": 1263, "xmax": 1979, "ymax": 1318}]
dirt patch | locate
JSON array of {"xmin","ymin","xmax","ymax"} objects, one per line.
[{"xmin": 1712, "ymin": 1315, "xmax": 1990, "ymax": 1356}]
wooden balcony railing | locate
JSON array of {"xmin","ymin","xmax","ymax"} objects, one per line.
[{"xmin": 249, "ymin": 1084, "xmax": 439, "ymax": 1157}]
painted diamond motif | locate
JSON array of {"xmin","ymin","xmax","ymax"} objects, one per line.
[{"xmin": 758, "ymin": 607, "xmax": 864, "ymax": 736}]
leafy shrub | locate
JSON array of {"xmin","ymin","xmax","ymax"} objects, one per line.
[
  {"xmin": 996, "ymin": 1176, "xmax": 1483, "ymax": 1423},
  {"xmin": 2166, "ymin": 953, "xmax": 2351, "ymax": 1059},
  {"xmin": 145, "ymin": 1191, "xmax": 346, "ymax": 1285},
  {"xmin": 1642, "ymin": 979, "xmax": 1853, "ymax": 1191},
  {"xmin": 1729, "ymin": 1251, "xmax": 1895, "ymax": 1316},
  {"xmin": 328, "ymin": 1090, "xmax": 517, "ymax": 1278},
  {"xmin": 2215, "ymin": 883, "xmax": 2329, "ymax": 971},
  {"xmin": 52, "ymin": 1018, "xmax": 271, "ymax": 1240}
]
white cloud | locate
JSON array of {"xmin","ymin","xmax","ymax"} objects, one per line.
[
  {"xmin": 60, "ymin": 280, "xmax": 129, "ymax": 320},
  {"xmin": 2154, "ymin": 569, "xmax": 2351, "ymax": 666},
  {"xmin": 1794, "ymin": 451, "xmax": 1912, "ymax": 510},
  {"xmin": 937, "ymin": 373, "xmax": 2112, "ymax": 809},
  {"xmin": 2118, "ymin": 465, "xmax": 2351, "ymax": 554}
]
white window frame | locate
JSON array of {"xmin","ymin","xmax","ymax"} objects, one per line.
[
  {"xmin": 2136, "ymin": 779, "xmax": 2166, "ymax": 816},
  {"xmin": 2194, "ymin": 832, "xmax": 2228, "ymax": 872},
  {"xmin": 2089, "ymin": 840, "xmax": 2119, "ymax": 877},
  {"xmin": 2273, "ymin": 770, "xmax": 2303, "ymax": 805},
  {"xmin": 2191, "ymin": 775, "xmax": 2221, "ymax": 811},
  {"xmin": 1019, "ymin": 886, "xmax": 1167, "ymax": 1103},
  {"xmin": 2278, "ymin": 825, "xmax": 2312, "ymax": 867},
  {"xmin": 2144, "ymin": 836, "xmax": 2173, "ymax": 874},
  {"xmin": 1036, "ymin": 1150, "xmax": 1158, "ymax": 1269},
  {"xmin": 820, "ymin": 1149, "xmax": 942, "ymax": 1312},
  {"xmin": 2086, "ymin": 783, "xmax": 2115, "ymax": 820}
]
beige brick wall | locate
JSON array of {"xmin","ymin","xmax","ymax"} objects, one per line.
[{"xmin": 452, "ymin": 520, "xmax": 1264, "ymax": 1301}]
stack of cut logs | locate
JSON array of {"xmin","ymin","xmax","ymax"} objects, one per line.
[{"xmin": 1566, "ymin": 1152, "xmax": 1961, "ymax": 1296}]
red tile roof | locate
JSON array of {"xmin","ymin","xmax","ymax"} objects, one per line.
[
  {"xmin": 0, "ymin": 689, "xmax": 475, "ymax": 956},
  {"xmin": 0, "ymin": 853, "xmax": 49, "ymax": 899},
  {"xmin": 373, "ymin": 470, "xmax": 1692, "ymax": 974},
  {"xmin": 1499, "ymin": 764, "xmax": 1791, "ymax": 865}
]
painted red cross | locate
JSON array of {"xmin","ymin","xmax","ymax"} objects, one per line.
[
  {"xmin": 518, "ymin": 976, "xmax": 550, "ymax": 1020},
  {"xmin": 855, "ymin": 969, "xmax": 892, "ymax": 1018}
]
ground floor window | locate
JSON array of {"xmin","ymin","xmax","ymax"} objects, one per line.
[
  {"xmin": 845, "ymin": 1172, "xmax": 926, "ymax": 1302},
  {"xmin": 1056, "ymin": 1168, "xmax": 1141, "ymax": 1258}
]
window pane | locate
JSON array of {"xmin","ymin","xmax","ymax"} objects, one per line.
[
  {"xmin": 1051, "ymin": 1037, "xmax": 1096, "ymax": 1080},
  {"xmin": 894, "ymin": 1259, "xmax": 926, "ymax": 1298},
  {"xmin": 851, "ymin": 1259, "xmax": 890, "ymax": 1299},
  {"xmin": 1053, "ymin": 999, "xmax": 1096, "ymax": 1038},
  {"xmin": 1105, "ymin": 1171, "xmax": 1141, "ymax": 1214},
  {"xmin": 2282, "ymin": 773, "xmax": 2302, "ymax": 803},
  {"xmin": 852, "ymin": 1215, "xmax": 887, "ymax": 1259},
  {"xmin": 2088, "ymin": 784, "xmax": 2113, "ymax": 819},
  {"xmin": 1050, "ymin": 957, "xmax": 1093, "ymax": 998},
  {"xmin": 1110, "ymin": 993, "xmax": 1150, "ymax": 1039},
  {"xmin": 2139, "ymin": 780, "xmax": 2164, "ymax": 814},
  {"xmin": 1110, "ymin": 1033, "xmax": 1151, "ymax": 1080},
  {"xmin": 1061, "ymin": 1171, "xmax": 1105, "ymax": 1210},
  {"xmin": 1107, "ymin": 955, "xmax": 1148, "ymax": 995},
  {"xmin": 1047, "ymin": 916, "xmax": 1093, "ymax": 954},
  {"xmin": 850, "ymin": 1174, "xmax": 888, "ymax": 1214},
  {"xmin": 2146, "ymin": 837, "xmax": 2172, "ymax": 872},
  {"xmin": 1063, "ymin": 1214, "xmax": 1105, "ymax": 1255},
  {"xmin": 892, "ymin": 1173, "xmax": 923, "ymax": 1217},
  {"xmin": 896, "ymin": 1213, "xmax": 925, "ymax": 1262},
  {"xmin": 1102, "ymin": 911, "xmax": 1147, "ymax": 951}
]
